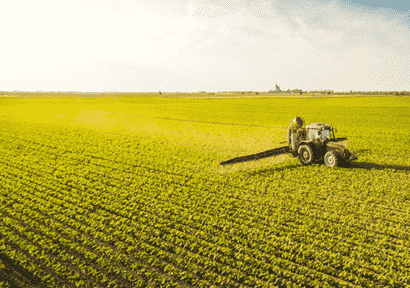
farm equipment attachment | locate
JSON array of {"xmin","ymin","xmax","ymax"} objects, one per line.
[{"xmin": 220, "ymin": 116, "xmax": 357, "ymax": 168}]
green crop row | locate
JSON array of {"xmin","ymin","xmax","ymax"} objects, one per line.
[{"xmin": 1, "ymin": 96, "xmax": 410, "ymax": 287}]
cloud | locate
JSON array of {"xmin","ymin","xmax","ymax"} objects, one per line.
[{"xmin": 1, "ymin": 0, "xmax": 409, "ymax": 92}]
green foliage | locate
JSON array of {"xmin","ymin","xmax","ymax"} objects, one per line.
[{"xmin": 0, "ymin": 95, "xmax": 409, "ymax": 287}]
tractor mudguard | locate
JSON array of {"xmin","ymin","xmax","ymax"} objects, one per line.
[
  {"xmin": 325, "ymin": 141, "xmax": 357, "ymax": 162},
  {"xmin": 325, "ymin": 141, "xmax": 346, "ymax": 156}
]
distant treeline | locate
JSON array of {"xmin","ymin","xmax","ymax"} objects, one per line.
[
  {"xmin": 195, "ymin": 90, "xmax": 410, "ymax": 96},
  {"xmin": 1, "ymin": 90, "xmax": 410, "ymax": 97}
]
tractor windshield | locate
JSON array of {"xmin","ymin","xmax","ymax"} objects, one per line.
[{"xmin": 322, "ymin": 129, "xmax": 331, "ymax": 141}]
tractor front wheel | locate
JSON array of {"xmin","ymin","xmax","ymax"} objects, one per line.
[
  {"xmin": 298, "ymin": 145, "xmax": 314, "ymax": 166},
  {"xmin": 324, "ymin": 151, "xmax": 340, "ymax": 167}
]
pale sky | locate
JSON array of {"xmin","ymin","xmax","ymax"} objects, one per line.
[{"xmin": 1, "ymin": 0, "xmax": 409, "ymax": 92}]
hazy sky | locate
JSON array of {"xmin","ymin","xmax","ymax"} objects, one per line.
[{"xmin": 1, "ymin": 0, "xmax": 409, "ymax": 92}]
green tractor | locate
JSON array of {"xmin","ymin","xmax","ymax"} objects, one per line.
[
  {"xmin": 220, "ymin": 116, "xmax": 357, "ymax": 168},
  {"xmin": 287, "ymin": 116, "xmax": 357, "ymax": 167}
]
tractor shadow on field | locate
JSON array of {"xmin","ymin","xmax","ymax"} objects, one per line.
[
  {"xmin": 343, "ymin": 161, "xmax": 410, "ymax": 172},
  {"xmin": 240, "ymin": 161, "xmax": 410, "ymax": 177},
  {"xmin": 354, "ymin": 149, "xmax": 371, "ymax": 154},
  {"xmin": 337, "ymin": 148, "xmax": 410, "ymax": 171}
]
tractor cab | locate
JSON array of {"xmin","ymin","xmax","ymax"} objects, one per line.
[
  {"xmin": 305, "ymin": 123, "xmax": 334, "ymax": 143},
  {"xmin": 288, "ymin": 120, "xmax": 335, "ymax": 152}
]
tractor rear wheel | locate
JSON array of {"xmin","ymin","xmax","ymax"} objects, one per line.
[
  {"xmin": 298, "ymin": 145, "xmax": 314, "ymax": 166},
  {"xmin": 324, "ymin": 151, "xmax": 340, "ymax": 167}
]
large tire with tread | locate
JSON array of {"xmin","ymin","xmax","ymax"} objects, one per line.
[
  {"xmin": 324, "ymin": 151, "xmax": 341, "ymax": 167},
  {"xmin": 298, "ymin": 144, "xmax": 314, "ymax": 166}
]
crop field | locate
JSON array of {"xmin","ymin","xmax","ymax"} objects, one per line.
[{"xmin": 1, "ymin": 95, "xmax": 410, "ymax": 287}]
